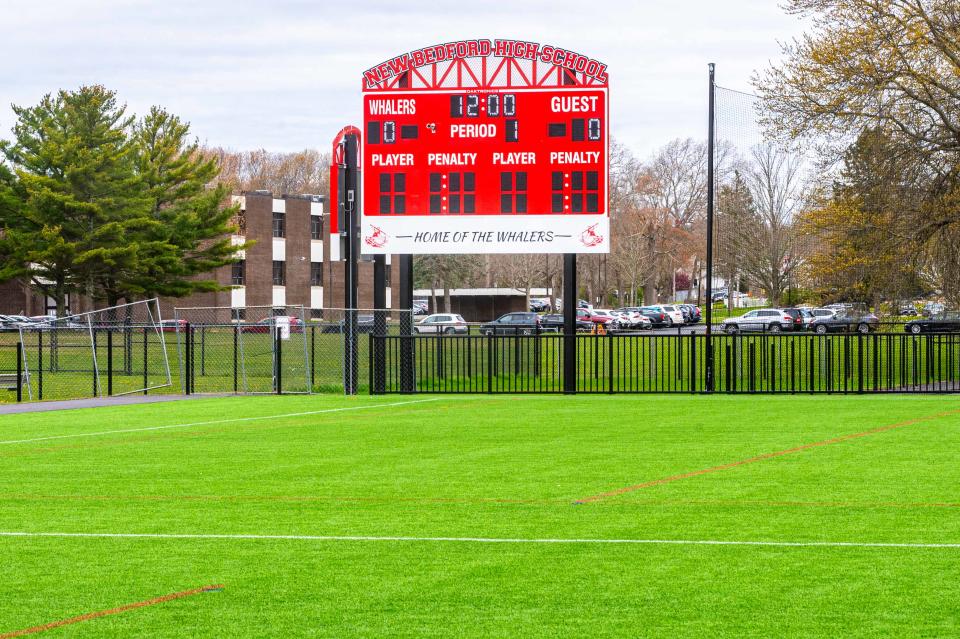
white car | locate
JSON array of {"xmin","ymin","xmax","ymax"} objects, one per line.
[
  {"xmin": 414, "ymin": 313, "xmax": 468, "ymax": 334},
  {"xmin": 612, "ymin": 310, "xmax": 652, "ymax": 330},
  {"xmin": 646, "ymin": 304, "xmax": 685, "ymax": 326}
]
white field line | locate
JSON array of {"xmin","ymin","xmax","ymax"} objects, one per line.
[
  {"xmin": 0, "ymin": 398, "xmax": 442, "ymax": 446},
  {"xmin": 0, "ymin": 531, "xmax": 957, "ymax": 550}
]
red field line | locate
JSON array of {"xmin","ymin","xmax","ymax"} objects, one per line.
[
  {"xmin": 574, "ymin": 407, "xmax": 960, "ymax": 504},
  {"xmin": 0, "ymin": 584, "xmax": 223, "ymax": 638}
]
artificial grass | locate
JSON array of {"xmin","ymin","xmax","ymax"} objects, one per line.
[{"xmin": 0, "ymin": 394, "xmax": 959, "ymax": 637}]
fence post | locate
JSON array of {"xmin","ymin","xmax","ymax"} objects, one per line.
[
  {"xmin": 368, "ymin": 333, "xmax": 374, "ymax": 393},
  {"xmin": 275, "ymin": 327, "xmax": 283, "ymax": 395},
  {"xmin": 38, "ymin": 330, "xmax": 43, "ymax": 401},
  {"xmin": 607, "ymin": 334, "xmax": 614, "ymax": 394},
  {"xmin": 233, "ymin": 325, "xmax": 239, "ymax": 393},
  {"xmin": 107, "ymin": 328, "xmax": 114, "ymax": 396},
  {"xmin": 16, "ymin": 341, "xmax": 22, "ymax": 403},
  {"xmin": 487, "ymin": 333, "xmax": 494, "ymax": 393},
  {"xmin": 143, "ymin": 328, "xmax": 148, "ymax": 395},
  {"xmin": 92, "ymin": 328, "xmax": 98, "ymax": 398},
  {"xmin": 310, "ymin": 325, "xmax": 316, "ymax": 386},
  {"xmin": 689, "ymin": 332, "xmax": 697, "ymax": 393},
  {"xmin": 201, "ymin": 325, "xmax": 206, "ymax": 377},
  {"xmin": 184, "ymin": 323, "xmax": 191, "ymax": 395},
  {"xmin": 437, "ymin": 332, "xmax": 445, "ymax": 380}
]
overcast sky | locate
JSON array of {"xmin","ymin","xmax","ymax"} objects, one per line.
[{"xmin": 0, "ymin": 0, "xmax": 806, "ymax": 160}]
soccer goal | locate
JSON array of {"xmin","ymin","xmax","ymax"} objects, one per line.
[{"xmin": 14, "ymin": 299, "xmax": 172, "ymax": 401}]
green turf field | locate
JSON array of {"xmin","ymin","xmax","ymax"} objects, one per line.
[{"xmin": 1, "ymin": 395, "xmax": 959, "ymax": 637}]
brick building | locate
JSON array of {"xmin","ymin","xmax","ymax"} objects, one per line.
[{"xmin": 0, "ymin": 191, "xmax": 397, "ymax": 320}]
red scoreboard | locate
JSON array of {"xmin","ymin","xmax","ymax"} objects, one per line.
[{"xmin": 360, "ymin": 39, "xmax": 609, "ymax": 255}]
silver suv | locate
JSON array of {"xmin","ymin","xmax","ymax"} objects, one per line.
[{"xmin": 722, "ymin": 309, "xmax": 796, "ymax": 334}]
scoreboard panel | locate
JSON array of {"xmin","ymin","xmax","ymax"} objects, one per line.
[{"xmin": 360, "ymin": 87, "xmax": 609, "ymax": 254}]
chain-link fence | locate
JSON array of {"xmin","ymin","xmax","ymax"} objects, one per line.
[
  {"xmin": 306, "ymin": 308, "xmax": 412, "ymax": 394},
  {"xmin": 2, "ymin": 299, "xmax": 172, "ymax": 402},
  {"xmin": 173, "ymin": 305, "xmax": 311, "ymax": 394}
]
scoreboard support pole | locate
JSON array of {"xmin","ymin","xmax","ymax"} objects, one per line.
[
  {"xmin": 343, "ymin": 132, "xmax": 360, "ymax": 395},
  {"xmin": 563, "ymin": 254, "xmax": 577, "ymax": 394},
  {"xmin": 398, "ymin": 255, "xmax": 415, "ymax": 392},
  {"xmin": 372, "ymin": 255, "xmax": 387, "ymax": 393}
]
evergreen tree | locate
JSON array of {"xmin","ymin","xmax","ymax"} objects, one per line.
[
  {"xmin": 127, "ymin": 107, "xmax": 245, "ymax": 301},
  {"xmin": 0, "ymin": 85, "xmax": 148, "ymax": 314}
]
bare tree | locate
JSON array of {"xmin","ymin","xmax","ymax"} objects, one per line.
[
  {"xmin": 491, "ymin": 254, "xmax": 545, "ymax": 311},
  {"xmin": 739, "ymin": 144, "xmax": 809, "ymax": 305}
]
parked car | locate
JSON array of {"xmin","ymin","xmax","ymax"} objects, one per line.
[
  {"xmin": 922, "ymin": 302, "xmax": 945, "ymax": 318},
  {"xmin": 242, "ymin": 316, "xmax": 305, "ymax": 334},
  {"xmin": 582, "ymin": 309, "xmax": 617, "ymax": 327},
  {"xmin": 540, "ymin": 313, "xmax": 592, "ymax": 332},
  {"xmin": 529, "ymin": 298, "xmax": 551, "ymax": 312},
  {"xmin": 722, "ymin": 309, "xmax": 800, "ymax": 333},
  {"xmin": 479, "ymin": 312, "xmax": 542, "ymax": 335},
  {"xmin": 904, "ymin": 311, "xmax": 960, "ymax": 334},
  {"xmin": 414, "ymin": 313, "xmax": 468, "ymax": 334},
  {"xmin": 808, "ymin": 311, "xmax": 879, "ymax": 334},
  {"xmin": 797, "ymin": 308, "xmax": 816, "ymax": 327},
  {"xmin": 809, "ymin": 308, "xmax": 837, "ymax": 322},
  {"xmin": 614, "ymin": 309, "xmax": 654, "ymax": 330},
  {"xmin": 644, "ymin": 305, "xmax": 685, "ymax": 326},
  {"xmin": 781, "ymin": 308, "xmax": 807, "ymax": 331},
  {"xmin": 413, "ymin": 301, "xmax": 429, "ymax": 315},
  {"xmin": 678, "ymin": 304, "xmax": 702, "ymax": 323},
  {"xmin": 628, "ymin": 307, "xmax": 670, "ymax": 328},
  {"xmin": 159, "ymin": 318, "xmax": 188, "ymax": 333},
  {"xmin": 898, "ymin": 303, "xmax": 918, "ymax": 316}
]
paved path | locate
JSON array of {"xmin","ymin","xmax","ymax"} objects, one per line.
[{"xmin": 0, "ymin": 394, "xmax": 227, "ymax": 415}]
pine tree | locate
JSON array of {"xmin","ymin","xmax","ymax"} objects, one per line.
[
  {"xmin": 0, "ymin": 85, "xmax": 148, "ymax": 314},
  {"xmin": 127, "ymin": 106, "xmax": 245, "ymax": 301}
]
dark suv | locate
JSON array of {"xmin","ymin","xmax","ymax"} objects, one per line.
[
  {"xmin": 540, "ymin": 314, "xmax": 592, "ymax": 332},
  {"xmin": 480, "ymin": 312, "xmax": 542, "ymax": 335},
  {"xmin": 781, "ymin": 308, "xmax": 807, "ymax": 332}
]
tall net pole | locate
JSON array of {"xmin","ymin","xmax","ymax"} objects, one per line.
[{"xmin": 705, "ymin": 62, "xmax": 716, "ymax": 392}]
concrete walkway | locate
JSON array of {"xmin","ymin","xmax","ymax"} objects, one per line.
[{"xmin": 0, "ymin": 394, "xmax": 229, "ymax": 415}]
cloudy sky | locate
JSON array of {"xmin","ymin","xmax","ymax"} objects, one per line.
[{"xmin": 0, "ymin": 0, "xmax": 806, "ymax": 159}]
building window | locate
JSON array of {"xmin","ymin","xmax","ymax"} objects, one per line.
[
  {"xmin": 272, "ymin": 260, "xmax": 285, "ymax": 286},
  {"xmin": 232, "ymin": 308, "xmax": 246, "ymax": 321},
  {"xmin": 311, "ymin": 215, "xmax": 322, "ymax": 240},
  {"xmin": 234, "ymin": 210, "xmax": 247, "ymax": 235},
  {"xmin": 231, "ymin": 260, "xmax": 245, "ymax": 285},
  {"xmin": 310, "ymin": 308, "xmax": 324, "ymax": 320},
  {"xmin": 272, "ymin": 211, "xmax": 285, "ymax": 238},
  {"xmin": 310, "ymin": 262, "xmax": 323, "ymax": 286}
]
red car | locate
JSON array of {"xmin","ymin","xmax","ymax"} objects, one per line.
[
  {"xmin": 240, "ymin": 317, "xmax": 304, "ymax": 334},
  {"xmin": 158, "ymin": 319, "xmax": 188, "ymax": 333},
  {"xmin": 581, "ymin": 309, "xmax": 615, "ymax": 325}
]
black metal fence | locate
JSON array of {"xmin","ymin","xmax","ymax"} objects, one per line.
[
  {"xmin": 6, "ymin": 323, "xmax": 960, "ymax": 402},
  {"xmin": 370, "ymin": 329, "xmax": 960, "ymax": 394}
]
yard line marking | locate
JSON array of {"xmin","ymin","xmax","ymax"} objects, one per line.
[
  {"xmin": 0, "ymin": 584, "xmax": 222, "ymax": 638},
  {"xmin": 0, "ymin": 399, "xmax": 441, "ymax": 446},
  {"xmin": 7, "ymin": 494, "xmax": 960, "ymax": 510},
  {"xmin": 574, "ymin": 407, "xmax": 960, "ymax": 504},
  {"xmin": 0, "ymin": 531, "xmax": 958, "ymax": 550}
]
